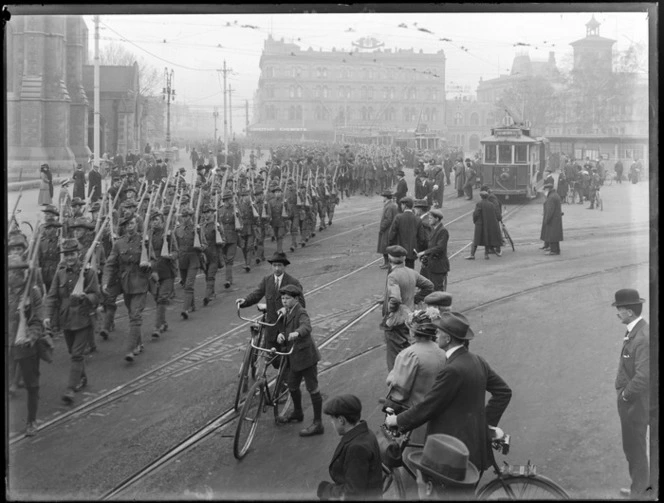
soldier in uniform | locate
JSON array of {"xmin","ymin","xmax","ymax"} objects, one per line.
[
  {"xmin": 118, "ymin": 199, "xmax": 144, "ymax": 237},
  {"xmin": 316, "ymin": 175, "xmax": 328, "ymax": 232},
  {"xmin": 268, "ymin": 183, "xmax": 287, "ymax": 254},
  {"xmin": 45, "ymin": 238, "xmax": 100, "ymax": 404},
  {"xmin": 8, "ymin": 254, "xmax": 46, "ymax": 436},
  {"xmin": 219, "ymin": 190, "xmax": 239, "ymax": 289},
  {"xmin": 237, "ymin": 190, "xmax": 256, "ymax": 272},
  {"xmin": 39, "ymin": 205, "xmax": 63, "ymax": 293},
  {"xmin": 201, "ymin": 204, "xmax": 224, "ymax": 306},
  {"xmin": 285, "ymin": 179, "xmax": 300, "ymax": 253},
  {"xmin": 325, "ymin": 175, "xmax": 339, "ymax": 227},
  {"xmin": 299, "ymin": 184, "xmax": 313, "ymax": 247},
  {"xmin": 175, "ymin": 206, "xmax": 206, "ymax": 319},
  {"xmin": 148, "ymin": 209, "xmax": 178, "ymax": 338},
  {"xmin": 103, "ymin": 214, "xmax": 151, "ymax": 362}
]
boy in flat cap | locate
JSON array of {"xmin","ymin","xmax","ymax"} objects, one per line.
[
  {"xmin": 317, "ymin": 394, "xmax": 383, "ymax": 500},
  {"xmin": 416, "ymin": 208, "xmax": 449, "ymax": 292},
  {"xmin": 275, "ymin": 284, "xmax": 324, "ymax": 437}
]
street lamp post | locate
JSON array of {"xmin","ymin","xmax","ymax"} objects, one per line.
[{"xmin": 163, "ymin": 68, "xmax": 175, "ymax": 161}]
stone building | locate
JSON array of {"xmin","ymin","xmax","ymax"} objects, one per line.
[
  {"xmin": 6, "ymin": 14, "xmax": 91, "ymax": 178},
  {"xmin": 249, "ymin": 35, "xmax": 447, "ymax": 143},
  {"xmin": 444, "ymin": 96, "xmax": 497, "ymax": 155}
]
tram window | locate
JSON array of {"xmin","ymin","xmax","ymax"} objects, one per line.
[
  {"xmin": 485, "ymin": 145, "xmax": 497, "ymax": 163},
  {"xmin": 498, "ymin": 144, "xmax": 512, "ymax": 164},
  {"xmin": 515, "ymin": 144, "xmax": 528, "ymax": 163}
]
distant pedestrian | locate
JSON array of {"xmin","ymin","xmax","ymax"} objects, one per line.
[
  {"xmin": 463, "ymin": 159, "xmax": 476, "ymax": 200},
  {"xmin": 317, "ymin": 394, "xmax": 383, "ymax": 501},
  {"xmin": 417, "ymin": 209, "xmax": 449, "ymax": 291},
  {"xmin": 88, "ymin": 164, "xmax": 102, "ymax": 202},
  {"xmin": 614, "ymin": 160, "xmax": 624, "ymax": 184},
  {"xmin": 38, "ymin": 163, "xmax": 53, "ymax": 205},
  {"xmin": 612, "ymin": 289, "xmax": 650, "ymax": 498},
  {"xmin": 394, "ymin": 170, "xmax": 408, "ymax": 207},
  {"xmin": 539, "ymin": 182, "xmax": 563, "ymax": 255},
  {"xmin": 465, "ymin": 191, "xmax": 502, "ymax": 260},
  {"xmin": 73, "ymin": 164, "xmax": 86, "ymax": 199}
]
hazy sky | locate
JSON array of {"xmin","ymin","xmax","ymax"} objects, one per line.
[{"xmin": 62, "ymin": 7, "xmax": 650, "ymax": 126}]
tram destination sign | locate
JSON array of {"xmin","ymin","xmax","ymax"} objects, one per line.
[{"xmin": 494, "ymin": 128, "xmax": 522, "ymax": 138}]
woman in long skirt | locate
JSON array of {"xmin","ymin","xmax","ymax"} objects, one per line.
[{"xmin": 38, "ymin": 163, "xmax": 53, "ymax": 205}]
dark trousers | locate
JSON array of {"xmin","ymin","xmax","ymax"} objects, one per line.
[
  {"xmin": 384, "ymin": 324, "xmax": 410, "ymax": 372},
  {"xmin": 618, "ymin": 397, "xmax": 650, "ymax": 494},
  {"xmin": 549, "ymin": 242, "xmax": 560, "ymax": 254},
  {"xmin": 64, "ymin": 326, "xmax": 91, "ymax": 390},
  {"xmin": 16, "ymin": 353, "xmax": 40, "ymax": 423}
]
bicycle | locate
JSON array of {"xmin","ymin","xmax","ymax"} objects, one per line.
[
  {"xmin": 233, "ymin": 304, "xmax": 277, "ymax": 411},
  {"xmin": 233, "ymin": 336, "xmax": 293, "ymax": 460},
  {"xmin": 381, "ymin": 408, "xmax": 569, "ymax": 500},
  {"xmin": 500, "ymin": 221, "xmax": 515, "ymax": 252}
]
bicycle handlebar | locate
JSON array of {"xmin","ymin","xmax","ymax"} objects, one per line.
[
  {"xmin": 249, "ymin": 339, "xmax": 294, "ymax": 356},
  {"xmin": 237, "ymin": 306, "xmax": 283, "ymax": 327}
]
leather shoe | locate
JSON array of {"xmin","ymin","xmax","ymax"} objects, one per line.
[
  {"xmin": 100, "ymin": 329, "xmax": 109, "ymax": 340},
  {"xmin": 277, "ymin": 411, "xmax": 304, "ymax": 424},
  {"xmin": 203, "ymin": 297, "xmax": 210, "ymax": 307},
  {"xmin": 151, "ymin": 329, "xmax": 161, "ymax": 339},
  {"xmin": 181, "ymin": 310, "xmax": 189, "ymax": 320},
  {"xmin": 290, "ymin": 246, "xmax": 295, "ymax": 252},
  {"xmin": 379, "ymin": 264, "xmax": 389, "ymax": 270},
  {"xmin": 544, "ymin": 251, "xmax": 560, "ymax": 256},
  {"xmin": 74, "ymin": 376, "xmax": 88, "ymax": 392},
  {"xmin": 25, "ymin": 422, "xmax": 37, "ymax": 437},
  {"xmin": 299, "ymin": 421, "xmax": 324, "ymax": 437},
  {"xmin": 538, "ymin": 246, "xmax": 549, "ymax": 250},
  {"xmin": 464, "ymin": 255, "xmax": 475, "ymax": 260},
  {"xmin": 62, "ymin": 389, "xmax": 75, "ymax": 404}
]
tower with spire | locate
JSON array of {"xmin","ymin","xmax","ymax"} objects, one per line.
[{"xmin": 569, "ymin": 15, "xmax": 616, "ymax": 74}]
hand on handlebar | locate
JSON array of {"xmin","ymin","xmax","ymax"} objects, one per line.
[
  {"xmin": 277, "ymin": 306, "xmax": 287, "ymax": 317},
  {"xmin": 277, "ymin": 332, "xmax": 286, "ymax": 345},
  {"xmin": 236, "ymin": 298, "xmax": 245, "ymax": 307},
  {"xmin": 384, "ymin": 412, "xmax": 398, "ymax": 429}
]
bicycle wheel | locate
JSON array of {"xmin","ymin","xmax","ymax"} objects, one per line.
[
  {"xmin": 233, "ymin": 344, "xmax": 254, "ymax": 411},
  {"xmin": 477, "ymin": 475, "xmax": 570, "ymax": 500},
  {"xmin": 233, "ymin": 380, "xmax": 265, "ymax": 460},
  {"xmin": 502, "ymin": 224, "xmax": 515, "ymax": 251},
  {"xmin": 272, "ymin": 359, "xmax": 292, "ymax": 422},
  {"xmin": 382, "ymin": 465, "xmax": 407, "ymax": 500}
]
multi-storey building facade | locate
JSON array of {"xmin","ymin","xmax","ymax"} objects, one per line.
[{"xmin": 249, "ymin": 35, "xmax": 447, "ymax": 142}]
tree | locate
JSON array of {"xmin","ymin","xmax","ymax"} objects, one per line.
[
  {"xmin": 98, "ymin": 42, "xmax": 160, "ymax": 96},
  {"xmin": 497, "ymin": 75, "xmax": 557, "ymax": 136}
]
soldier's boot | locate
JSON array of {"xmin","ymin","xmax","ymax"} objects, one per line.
[
  {"xmin": 125, "ymin": 325, "xmax": 142, "ymax": 362},
  {"xmin": 225, "ymin": 266, "xmax": 233, "ymax": 289},
  {"xmin": 276, "ymin": 237, "xmax": 284, "ymax": 254},
  {"xmin": 203, "ymin": 279, "xmax": 215, "ymax": 306},
  {"xmin": 153, "ymin": 303, "xmax": 166, "ymax": 338},
  {"xmin": 66, "ymin": 358, "xmax": 85, "ymax": 401},
  {"xmin": 100, "ymin": 306, "xmax": 117, "ymax": 340},
  {"xmin": 182, "ymin": 291, "xmax": 194, "ymax": 320}
]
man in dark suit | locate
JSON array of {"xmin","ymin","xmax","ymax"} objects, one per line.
[
  {"xmin": 612, "ymin": 289, "xmax": 651, "ymax": 498},
  {"xmin": 388, "ymin": 197, "xmax": 427, "ymax": 269},
  {"xmin": 377, "ymin": 191, "xmax": 399, "ymax": 269},
  {"xmin": 317, "ymin": 395, "xmax": 383, "ymax": 500},
  {"xmin": 275, "ymin": 285, "xmax": 324, "ymax": 437},
  {"xmin": 236, "ymin": 251, "xmax": 304, "ymax": 349},
  {"xmin": 385, "ymin": 311, "xmax": 512, "ymax": 472},
  {"xmin": 88, "ymin": 164, "xmax": 102, "ymax": 203},
  {"xmin": 394, "ymin": 170, "xmax": 408, "ymax": 207},
  {"xmin": 417, "ymin": 209, "xmax": 449, "ymax": 292},
  {"xmin": 540, "ymin": 182, "xmax": 563, "ymax": 255}
]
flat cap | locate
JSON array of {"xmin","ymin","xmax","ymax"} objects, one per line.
[
  {"xmin": 279, "ymin": 284, "xmax": 302, "ymax": 297},
  {"xmin": 60, "ymin": 238, "xmax": 80, "ymax": 254},
  {"xmin": 424, "ymin": 291, "xmax": 452, "ymax": 307},
  {"xmin": 323, "ymin": 394, "xmax": 362, "ymax": 418},
  {"xmin": 429, "ymin": 209, "xmax": 444, "ymax": 220},
  {"xmin": 386, "ymin": 245, "xmax": 407, "ymax": 258}
]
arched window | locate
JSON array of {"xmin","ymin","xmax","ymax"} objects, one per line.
[
  {"xmin": 454, "ymin": 112, "xmax": 463, "ymax": 125},
  {"xmin": 470, "ymin": 112, "xmax": 479, "ymax": 126},
  {"xmin": 383, "ymin": 87, "xmax": 389, "ymax": 99},
  {"xmin": 322, "ymin": 67, "xmax": 328, "ymax": 78},
  {"xmin": 322, "ymin": 86, "xmax": 328, "ymax": 98}
]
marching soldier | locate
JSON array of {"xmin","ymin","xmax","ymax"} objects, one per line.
[
  {"xmin": 285, "ymin": 179, "xmax": 299, "ymax": 253},
  {"xmin": 325, "ymin": 175, "xmax": 339, "ymax": 227},
  {"xmin": 298, "ymin": 183, "xmax": 313, "ymax": 247},
  {"xmin": 118, "ymin": 199, "xmax": 144, "ymax": 237},
  {"xmin": 102, "ymin": 214, "xmax": 151, "ymax": 362},
  {"xmin": 39, "ymin": 205, "xmax": 63, "ymax": 292},
  {"xmin": 237, "ymin": 189, "xmax": 256, "ymax": 272},
  {"xmin": 219, "ymin": 190, "xmax": 239, "ymax": 289},
  {"xmin": 268, "ymin": 183, "xmax": 287, "ymax": 254},
  {"xmin": 201, "ymin": 204, "xmax": 224, "ymax": 306},
  {"xmin": 253, "ymin": 186, "xmax": 269, "ymax": 264},
  {"xmin": 316, "ymin": 175, "xmax": 328, "ymax": 232},
  {"xmin": 45, "ymin": 238, "xmax": 100, "ymax": 404},
  {"xmin": 148, "ymin": 208, "xmax": 178, "ymax": 338},
  {"xmin": 175, "ymin": 205, "xmax": 206, "ymax": 319}
]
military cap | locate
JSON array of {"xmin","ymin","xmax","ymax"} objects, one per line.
[
  {"xmin": 70, "ymin": 197, "xmax": 85, "ymax": 206},
  {"xmin": 8, "ymin": 255, "xmax": 29, "ymax": 270},
  {"xmin": 279, "ymin": 284, "xmax": 302, "ymax": 297},
  {"xmin": 70, "ymin": 217, "xmax": 95, "ymax": 230},
  {"xmin": 413, "ymin": 199, "xmax": 429, "ymax": 209},
  {"xmin": 323, "ymin": 394, "xmax": 362, "ymax": 418},
  {"xmin": 150, "ymin": 210, "xmax": 163, "ymax": 221},
  {"xmin": 8, "ymin": 232, "xmax": 29, "ymax": 250},
  {"xmin": 60, "ymin": 238, "xmax": 80, "ymax": 254},
  {"xmin": 121, "ymin": 199, "xmax": 138, "ymax": 208},
  {"xmin": 430, "ymin": 209, "xmax": 444, "ymax": 220},
  {"xmin": 42, "ymin": 204, "xmax": 60, "ymax": 215},
  {"xmin": 201, "ymin": 204, "xmax": 214, "ymax": 213},
  {"xmin": 386, "ymin": 245, "xmax": 407, "ymax": 258},
  {"xmin": 267, "ymin": 251, "xmax": 290, "ymax": 266},
  {"xmin": 89, "ymin": 201, "xmax": 101, "ymax": 213},
  {"xmin": 271, "ymin": 185, "xmax": 283, "ymax": 193},
  {"xmin": 381, "ymin": 190, "xmax": 393, "ymax": 198},
  {"xmin": 180, "ymin": 206, "xmax": 194, "ymax": 217},
  {"xmin": 424, "ymin": 291, "xmax": 452, "ymax": 307}
]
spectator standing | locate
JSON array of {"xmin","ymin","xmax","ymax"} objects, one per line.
[
  {"xmin": 417, "ymin": 209, "xmax": 449, "ymax": 291},
  {"xmin": 377, "ymin": 190, "xmax": 399, "ymax": 269},
  {"xmin": 465, "ymin": 191, "xmax": 502, "ymax": 260},
  {"xmin": 612, "ymin": 289, "xmax": 651, "ymax": 498},
  {"xmin": 72, "ymin": 164, "xmax": 86, "ymax": 200},
  {"xmin": 388, "ymin": 197, "xmax": 427, "ymax": 269},
  {"xmin": 88, "ymin": 164, "xmax": 102, "ymax": 203},
  {"xmin": 539, "ymin": 181, "xmax": 563, "ymax": 256},
  {"xmin": 394, "ymin": 170, "xmax": 408, "ymax": 207},
  {"xmin": 615, "ymin": 159, "xmax": 624, "ymax": 184}
]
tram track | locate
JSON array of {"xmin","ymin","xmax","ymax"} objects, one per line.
[{"xmin": 99, "ymin": 253, "xmax": 645, "ymax": 500}]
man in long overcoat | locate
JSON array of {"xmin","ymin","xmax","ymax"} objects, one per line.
[
  {"xmin": 388, "ymin": 197, "xmax": 427, "ymax": 269},
  {"xmin": 377, "ymin": 191, "xmax": 398, "ymax": 269},
  {"xmin": 454, "ymin": 158, "xmax": 466, "ymax": 197},
  {"xmin": 88, "ymin": 164, "xmax": 102, "ymax": 203},
  {"xmin": 466, "ymin": 191, "xmax": 502, "ymax": 260},
  {"xmin": 540, "ymin": 182, "xmax": 563, "ymax": 255},
  {"xmin": 417, "ymin": 209, "xmax": 450, "ymax": 291}
]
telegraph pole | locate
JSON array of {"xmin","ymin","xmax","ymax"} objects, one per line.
[
  {"xmin": 228, "ymin": 85, "xmax": 233, "ymax": 141},
  {"xmin": 245, "ymin": 100, "xmax": 249, "ymax": 136},
  {"xmin": 222, "ymin": 61, "xmax": 229, "ymax": 163},
  {"xmin": 94, "ymin": 15, "xmax": 101, "ymax": 176},
  {"xmin": 163, "ymin": 68, "xmax": 175, "ymax": 161}
]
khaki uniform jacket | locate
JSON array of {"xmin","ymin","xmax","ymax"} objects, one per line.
[
  {"xmin": 46, "ymin": 265, "xmax": 100, "ymax": 330},
  {"xmin": 103, "ymin": 232, "xmax": 150, "ymax": 294}
]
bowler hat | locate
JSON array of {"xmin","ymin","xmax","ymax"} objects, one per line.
[
  {"xmin": 267, "ymin": 251, "xmax": 290, "ymax": 266},
  {"xmin": 433, "ymin": 311, "xmax": 474, "ymax": 341},
  {"xmin": 71, "ymin": 197, "xmax": 85, "ymax": 206},
  {"xmin": 396, "ymin": 170, "xmax": 405, "ymax": 177},
  {"xmin": 407, "ymin": 434, "xmax": 480, "ymax": 487},
  {"xmin": 42, "ymin": 204, "xmax": 60, "ymax": 215},
  {"xmin": 279, "ymin": 284, "xmax": 302, "ymax": 297},
  {"xmin": 381, "ymin": 190, "xmax": 393, "ymax": 198},
  {"xmin": 424, "ymin": 291, "xmax": 452, "ymax": 307},
  {"xmin": 612, "ymin": 289, "xmax": 645, "ymax": 307},
  {"xmin": 386, "ymin": 245, "xmax": 407, "ymax": 258},
  {"xmin": 430, "ymin": 209, "xmax": 444, "ymax": 220},
  {"xmin": 70, "ymin": 217, "xmax": 94, "ymax": 230},
  {"xmin": 60, "ymin": 238, "xmax": 80, "ymax": 254},
  {"xmin": 8, "ymin": 255, "xmax": 29, "ymax": 270},
  {"xmin": 323, "ymin": 394, "xmax": 362, "ymax": 418},
  {"xmin": 542, "ymin": 182, "xmax": 554, "ymax": 190}
]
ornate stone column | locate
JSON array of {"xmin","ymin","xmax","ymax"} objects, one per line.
[{"xmin": 67, "ymin": 15, "xmax": 91, "ymax": 167}]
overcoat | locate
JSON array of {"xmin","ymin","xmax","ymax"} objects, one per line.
[
  {"xmin": 88, "ymin": 169, "xmax": 102, "ymax": 202},
  {"xmin": 421, "ymin": 222, "xmax": 450, "ymax": 274},
  {"xmin": 319, "ymin": 421, "xmax": 384, "ymax": 501},
  {"xmin": 394, "ymin": 178, "xmax": 408, "ymax": 205},
  {"xmin": 615, "ymin": 319, "xmax": 649, "ymax": 420},
  {"xmin": 540, "ymin": 190, "xmax": 564, "ymax": 243},
  {"xmin": 46, "ymin": 265, "xmax": 100, "ymax": 331},
  {"xmin": 103, "ymin": 232, "xmax": 150, "ymax": 294},
  {"xmin": 397, "ymin": 347, "xmax": 512, "ymax": 471},
  {"xmin": 38, "ymin": 172, "xmax": 53, "ymax": 205},
  {"xmin": 282, "ymin": 302, "xmax": 319, "ymax": 373},
  {"xmin": 472, "ymin": 199, "xmax": 502, "ymax": 247},
  {"xmin": 388, "ymin": 210, "xmax": 427, "ymax": 261},
  {"xmin": 376, "ymin": 200, "xmax": 398, "ymax": 254}
]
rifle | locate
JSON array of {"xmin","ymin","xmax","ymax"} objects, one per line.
[
  {"xmin": 262, "ymin": 173, "xmax": 270, "ymax": 219},
  {"xmin": 137, "ymin": 180, "xmax": 152, "ymax": 214},
  {"xmin": 193, "ymin": 184, "xmax": 204, "ymax": 251},
  {"xmin": 8, "ymin": 187, "xmax": 22, "ymax": 233},
  {"xmin": 159, "ymin": 168, "xmax": 173, "ymax": 212},
  {"xmin": 140, "ymin": 185, "xmax": 158, "ymax": 267},
  {"xmin": 214, "ymin": 190, "xmax": 225, "ymax": 245},
  {"xmin": 161, "ymin": 190, "xmax": 180, "ymax": 258},
  {"xmin": 296, "ymin": 164, "xmax": 305, "ymax": 206},
  {"xmin": 14, "ymin": 219, "xmax": 43, "ymax": 346},
  {"xmin": 72, "ymin": 211, "xmax": 112, "ymax": 296},
  {"xmin": 331, "ymin": 162, "xmax": 339, "ymax": 195}
]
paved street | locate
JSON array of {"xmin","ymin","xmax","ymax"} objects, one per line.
[{"xmin": 6, "ymin": 174, "xmax": 651, "ymax": 500}]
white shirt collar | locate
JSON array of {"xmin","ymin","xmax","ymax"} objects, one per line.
[
  {"xmin": 445, "ymin": 345, "xmax": 464, "ymax": 359},
  {"xmin": 626, "ymin": 316, "xmax": 643, "ymax": 335}
]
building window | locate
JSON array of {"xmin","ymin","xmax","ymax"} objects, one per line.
[
  {"xmin": 341, "ymin": 69, "xmax": 348, "ymax": 79},
  {"xmin": 454, "ymin": 112, "xmax": 463, "ymax": 125},
  {"xmin": 289, "ymin": 106, "xmax": 296, "ymax": 120},
  {"xmin": 295, "ymin": 105, "xmax": 302, "ymax": 120},
  {"xmin": 322, "ymin": 107, "xmax": 330, "ymax": 120},
  {"xmin": 361, "ymin": 86, "xmax": 367, "ymax": 99},
  {"xmin": 485, "ymin": 145, "xmax": 497, "ymax": 163},
  {"xmin": 498, "ymin": 144, "xmax": 512, "ymax": 164},
  {"xmin": 294, "ymin": 67, "xmax": 301, "ymax": 77},
  {"xmin": 362, "ymin": 107, "xmax": 368, "ymax": 121},
  {"xmin": 432, "ymin": 88, "xmax": 438, "ymax": 100},
  {"xmin": 296, "ymin": 86, "xmax": 302, "ymax": 98},
  {"xmin": 515, "ymin": 144, "xmax": 528, "ymax": 163},
  {"xmin": 470, "ymin": 112, "xmax": 479, "ymax": 126},
  {"xmin": 408, "ymin": 88, "xmax": 416, "ymax": 100},
  {"xmin": 368, "ymin": 86, "xmax": 374, "ymax": 99},
  {"xmin": 390, "ymin": 87, "xmax": 395, "ymax": 100},
  {"xmin": 383, "ymin": 87, "xmax": 389, "ymax": 99},
  {"xmin": 368, "ymin": 107, "xmax": 374, "ymax": 120},
  {"xmin": 322, "ymin": 86, "xmax": 328, "ymax": 98},
  {"xmin": 403, "ymin": 108, "xmax": 409, "ymax": 122},
  {"xmin": 314, "ymin": 86, "xmax": 321, "ymax": 98},
  {"xmin": 315, "ymin": 106, "xmax": 322, "ymax": 120},
  {"xmin": 289, "ymin": 86, "xmax": 295, "ymax": 99}
]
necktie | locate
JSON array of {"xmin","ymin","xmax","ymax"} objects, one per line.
[
  {"xmin": 623, "ymin": 330, "xmax": 630, "ymax": 341},
  {"xmin": 275, "ymin": 276, "xmax": 281, "ymax": 291}
]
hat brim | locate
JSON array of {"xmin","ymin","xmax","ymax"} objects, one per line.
[
  {"xmin": 267, "ymin": 258, "xmax": 290, "ymax": 266},
  {"xmin": 407, "ymin": 451, "xmax": 480, "ymax": 487},
  {"xmin": 611, "ymin": 299, "xmax": 646, "ymax": 307},
  {"xmin": 440, "ymin": 326, "xmax": 475, "ymax": 341}
]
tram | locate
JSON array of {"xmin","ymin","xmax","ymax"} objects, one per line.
[{"xmin": 477, "ymin": 124, "xmax": 550, "ymax": 200}]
